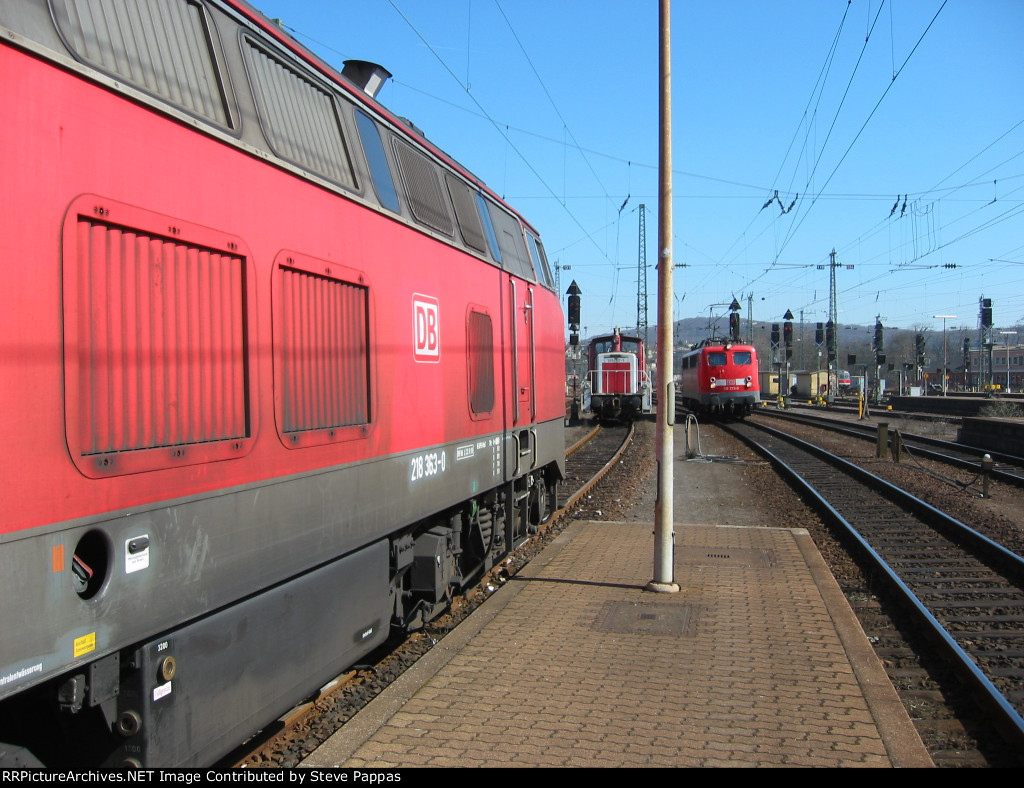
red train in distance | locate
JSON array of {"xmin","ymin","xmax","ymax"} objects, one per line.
[
  {"xmin": 0, "ymin": 0, "xmax": 565, "ymax": 768},
  {"xmin": 584, "ymin": 329, "xmax": 654, "ymax": 423},
  {"xmin": 677, "ymin": 340, "xmax": 761, "ymax": 417}
]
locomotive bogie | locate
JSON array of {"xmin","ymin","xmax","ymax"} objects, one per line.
[{"xmin": 0, "ymin": 0, "xmax": 564, "ymax": 767}]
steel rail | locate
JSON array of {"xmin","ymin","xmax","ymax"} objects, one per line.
[
  {"xmin": 566, "ymin": 424, "xmax": 601, "ymax": 458},
  {"xmin": 755, "ymin": 408, "xmax": 1024, "ymax": 488},
  {"xmin": 552, "ymin": 423, "xmax": 634, "ymax": 519},
  {"xmin": 723, "ymin": 419, "xmax": 1024, "ymax": 753}
]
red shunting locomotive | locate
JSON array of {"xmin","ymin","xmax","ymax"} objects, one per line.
[{"xmin": 584, "ymin": 328, "xmax": 653, "ymax": 423}]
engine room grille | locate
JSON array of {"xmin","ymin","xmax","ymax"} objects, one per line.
[
  {"xmin": 244, "ymin": 37, "xmax": 356, "ymax": 189},
  {"xmin": 68, "ymin": 215, "xmax": 250, "ymax": 459},
  {"xmin": 52, "ymin": 0, "xmax": 231, "ymax": 126},
  {"xmin": 279, "ymin": 266, "xmax": 370, "ymax": 435},
  {"xmin": 446, "ymin": 175, "xmax": 487, "ymax": 254},
  {"xmin": 392, "ymin": 138, "xmax": 455, "ymax": 237}
]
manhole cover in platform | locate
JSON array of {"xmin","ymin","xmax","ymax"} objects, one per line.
[
  {"xmin": 595, "ymin": 602, "xmax": 697, "ymax": 636},
  {"xmin": 677, "ymin": 546, "xmax": 778, "ymax": 568}
]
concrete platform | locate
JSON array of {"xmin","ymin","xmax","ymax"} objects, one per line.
[{"xmin": 301, "ymin": 514, "xmax": 933, "ymax": 767}]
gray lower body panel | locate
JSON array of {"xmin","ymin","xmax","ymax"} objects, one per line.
[
  {"xmin": 1, "ymin": 420, "xmax": 564, "ymax": 703},
  {"xmin": 107, "ymin": 538, "xmax": 391, "ymax": 767}
]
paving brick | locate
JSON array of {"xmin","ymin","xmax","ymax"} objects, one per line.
[{"xmin": 302, "ymin": 517, "xmax": 933, "ymax": 769}]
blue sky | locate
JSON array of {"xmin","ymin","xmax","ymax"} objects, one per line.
[{"xmin": 253, "ymin": 0, "xmax": 1024, "ymax": 341}]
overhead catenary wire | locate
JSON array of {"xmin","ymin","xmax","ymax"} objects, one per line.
[
  {"xmin": 773, "ymin": 0, "xmax": 951, "ymax": 264},
  {"xmin": 384, "ymin": 0, "xmax": 618, "ymax": 268},
  {"xmin": 263, "ymin": 4, "xmax": 1020, "ymax": 332}
]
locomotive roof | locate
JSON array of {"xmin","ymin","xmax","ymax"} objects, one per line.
[
  {"xmin": 684, "ymin": 340, "xmax": 756, "ymax": 352},
  {"xmin": 229, "ymin": 0, "xmax": 539, "ymax": 235},
  {"xmin": 589, "ymin": 332, "xmax": 644, "ymax": 343}
]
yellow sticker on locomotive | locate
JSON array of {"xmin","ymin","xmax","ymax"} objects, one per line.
[{"xmin": 73, "ymin": 633, "xmax": 96, "ymax": 658}]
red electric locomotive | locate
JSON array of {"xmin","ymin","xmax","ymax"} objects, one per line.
[
  {"xmin": 0, "ymin": 0, "xmax": 564, "ymax": 768},
  {"xmin": 583, "ymin": 329, "xmax": 653, "ymax": 423},
  {"xmin": 677, "ymin": 341, "xmax": 761, "ymax": 417}
]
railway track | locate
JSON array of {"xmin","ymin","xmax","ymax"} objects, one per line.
[
  {"xmin": 225, "ymin": 424, "xmax": 633, "ymax": 768},
  {"xmin": 721, "ymin": 418, "xmax": 1024, "ymax": 766},
  {"xmin": 558, "ymin": 424, "xmax": 633, "ymax": 513},
  {"xmin": 754, "ymin": 408, "xmax": 1024, "ymax": 489},
  {"xmin": 774, "ymin": 396, "xmax": 949, "ymax": 423}
]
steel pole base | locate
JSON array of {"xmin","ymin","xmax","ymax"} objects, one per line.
[{"xmin": 645, "ymin": 580, "xmax": 680, "ymax": 594}]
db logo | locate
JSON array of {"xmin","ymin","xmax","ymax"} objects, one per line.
[{"xmin": 413, "ymin": 295, "xmax": 440, "ymax": 362}]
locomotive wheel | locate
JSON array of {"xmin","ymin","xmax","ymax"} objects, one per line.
[{"xmin": 529, "ymin": 477, "xmax": 550, "ymax": 526}]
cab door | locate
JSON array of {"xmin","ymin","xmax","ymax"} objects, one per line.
[
  {"xmin": 509, "ymin": 277, "xmax": 536, "ymax": 426},
  {"xmin": 508, "ymin": 277, "xmax": 537, "ymax": 478}
]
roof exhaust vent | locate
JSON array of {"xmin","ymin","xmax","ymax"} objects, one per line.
[{"xmin": 342, "ymin": 60, "xmax": 392, "ymax": 99}]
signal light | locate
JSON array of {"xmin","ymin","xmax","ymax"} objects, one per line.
[
  {"xmin": 815, "ymin": 322, "xmax": 824, "ymax": 345},
  {"xmin": 729, "ymin": 311, "xmax": 741, "ymax": 341},
  {"xmin": 981, "ymin": 298, "xmax": 993, "ymax": 327},
  {"xmin": 566, "ymin": 281, "xmax": 581, "ymax": 331},
  {"xmin": 568, "ymin": 298, "xmax": 580, "ymax": 328},
  {"xmin": 770, "ymin": 323, "xmax": 780, "ymax": 345}
]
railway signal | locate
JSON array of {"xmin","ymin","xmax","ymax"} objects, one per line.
[
  {"xmin": 783, "ymin": 310, "xmax": 793, "ymax": 360},
  {"xmin": 979, "ymin": 298, "xmax": 994, "ymax": 389},
  {"xmin": 567, "ymin": 281, "xmax": 581, "ymax": 346},
  {"xmin": 873, "ymin": 320, "xmax": 885, "ymax": 403},
  {"xmin": 981, "ymin": 298, "xmax": 993, "ymax": 328}
]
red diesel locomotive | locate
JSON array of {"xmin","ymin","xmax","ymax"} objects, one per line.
[
  {"xmin": 584, "ymin": 329, "xmax": 653, "ymax": 423},
  {"xmin": 677, "ymin": 341, "xmax": 761, "ymax": 417},
  {"xmin": 0, "ymin": 0, "xmax": 564, "ymax": 767}
]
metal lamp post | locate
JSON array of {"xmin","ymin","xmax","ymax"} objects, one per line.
[{"xmin": 933, "ymin": 315, "xmax": 956, "ymax": 396}]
